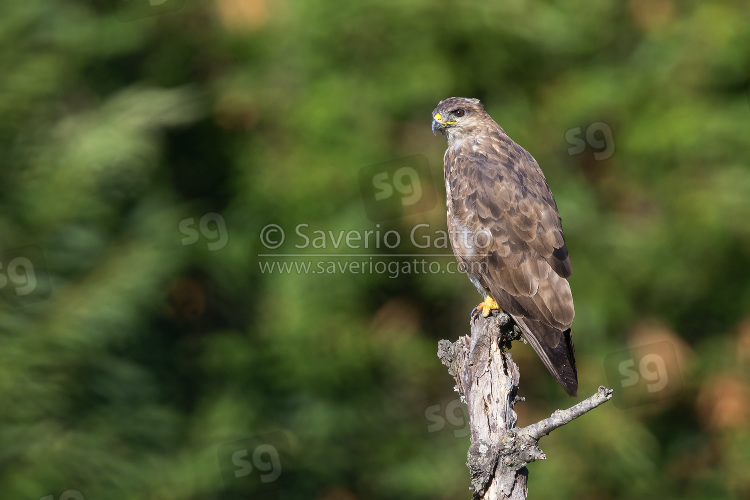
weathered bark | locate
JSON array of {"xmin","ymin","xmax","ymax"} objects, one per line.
[{"xmin": 438, "ymin": 311, "xmax": 613, "ymax": 499}]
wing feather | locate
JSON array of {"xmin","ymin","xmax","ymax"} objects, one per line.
[{"xmin": 445, "ymin": 126, "xmax": 577, "ymax": 395}]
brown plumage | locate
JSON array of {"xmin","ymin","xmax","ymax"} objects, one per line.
[{"xmin": 432, "ymin": 97, "xmax": 578, "ymax": 396}]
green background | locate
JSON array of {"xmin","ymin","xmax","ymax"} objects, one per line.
[{"xmin": 1, "ymin": 0, "xmax": 749, "ymax": 499}]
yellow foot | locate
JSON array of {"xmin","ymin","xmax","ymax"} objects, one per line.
[{"xmin": 476, "ymin": 295, "xmax": 501, "ymax": 317}]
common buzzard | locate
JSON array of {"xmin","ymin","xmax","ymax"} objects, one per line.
[{"xmin": 432, "ymin": 97, "xmax": 578, "ymax": 396}]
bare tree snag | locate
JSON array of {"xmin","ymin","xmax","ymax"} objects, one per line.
[{"xmin": 437, "ymin": 311, "xmax": 613, "ymax": 499}]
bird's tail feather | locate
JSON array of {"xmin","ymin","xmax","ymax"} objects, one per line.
[{"xmin": 512, "ymin": 316, "xmax": 578, "ymax": 397}]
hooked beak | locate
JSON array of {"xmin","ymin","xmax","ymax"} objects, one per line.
[
  {"xmin": 431, "ymin": 112, "xmax": 456, "ymax": 136},
  {"xmin": 431, "ymin": 118, "xmax": 442, "ymax": 136}
]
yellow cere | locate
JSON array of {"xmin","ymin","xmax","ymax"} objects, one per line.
[{"xmin": 434, "ymin": 113, "xmax": 442, "ymax": 121}]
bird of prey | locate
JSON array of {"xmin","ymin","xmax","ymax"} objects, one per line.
[{"xmin": 432, "ymin": 97, "xmax": 578, "ymax": 396}]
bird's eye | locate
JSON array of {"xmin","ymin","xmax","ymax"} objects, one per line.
[{"xmin": 454, "ymin": 109, "xmax": 465, "ymax": 117}]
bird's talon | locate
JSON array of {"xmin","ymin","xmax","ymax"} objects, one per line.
[{"xmin": 476, "ymin": 295, "xmax": 501, "ymax": 317}]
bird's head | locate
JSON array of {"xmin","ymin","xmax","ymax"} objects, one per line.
[{"xmin": 431, "ymin": 97, "xmax": 489, "ymax": 140}]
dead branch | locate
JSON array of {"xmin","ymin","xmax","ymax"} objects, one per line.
[{"xmin": 437, "ymin": 311, "xmax": 613, "ymax": 499}]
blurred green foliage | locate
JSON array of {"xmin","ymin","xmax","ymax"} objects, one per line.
[{"xmin": 1, "ymin": 0, "xmax": 749, "ymax": 499}]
